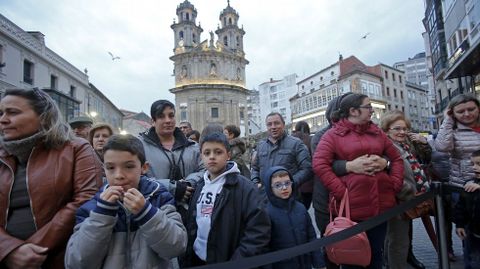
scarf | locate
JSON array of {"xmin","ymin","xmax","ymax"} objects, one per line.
[
  {"xmin": 0, "ymin": 132, "xmax": 45, "ymax": 164},
  {"xmin": 399, "ymin": 142, "xmax": 429, "ymax": 193}
]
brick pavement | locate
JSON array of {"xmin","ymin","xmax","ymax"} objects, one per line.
[
  {"xmin": 309, "ymin": 208, "xmax": 465, "ymax": 269},
  {"xmin": 411, "ymin": 217, "xmax": 464, "ymax": 269}
]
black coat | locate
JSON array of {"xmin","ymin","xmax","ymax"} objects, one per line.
[{"xmin": 182, "ymin": 171, "xmax": 271, "ymax": 266}]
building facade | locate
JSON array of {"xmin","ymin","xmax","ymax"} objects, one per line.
[
  {"xmin": 169, "ymin": 0, "xmax": 249, "ymax": 132},
  {"xmin": 246, "ymin": 89, "xmax": 261, "ymax": 135},
  {"xmin": 423, "ymin": 0, "xmax": 479, "ymax": 129},
  {"xmin": 290, "ymin": 55, "xmax": 431, "ymax": 133},
  {"xmin": 0, "ymin": 14, "xmax": 123, "ymax": 130},
  {"xmin": 257, "ymin": 74, "xmax": 297, "ymax": 131}
]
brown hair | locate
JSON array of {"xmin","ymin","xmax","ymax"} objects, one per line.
[
  {"xmin": 88, "ymin": 123, "xmax": 114, "ymax": 145},
  {"xmin": 379, "ymin": 110, "xmax": 411, "ymax": 132}
]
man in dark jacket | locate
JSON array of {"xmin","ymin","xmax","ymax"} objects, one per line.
[{"xmin": 251, "ymin": 112, "xmax": 312, "ymax": 189}]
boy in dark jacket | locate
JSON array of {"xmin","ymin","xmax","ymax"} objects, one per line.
[
  {"xmin": 65, "ymin": 135, "xmax": 187, "ymax": 269},
  {"xmin": 182, "ymin": 132, "xmax": 271, "ymax": 267},
  {"xmin": 263, "ymin": 166, "xmax": 325, "ymax": 269},
  {"xmin": 454, "ymin": 150, "xmax": 480, "ymax": 269}
]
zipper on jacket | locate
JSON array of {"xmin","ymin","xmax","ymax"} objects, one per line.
[
  {"xmin": 119, "ymin": 202, "xmax": 132, "ymax": 269},
  {"xmin": 25, "ymin": 148, "xmax": 38, "ymax": 230},
  {"xmin": 0, "ymin": 158, "xmax": 16, "ymax": 229}
]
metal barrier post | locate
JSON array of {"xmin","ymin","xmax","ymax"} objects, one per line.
[{"xmin": 432, "ymin": 182, "xmax": 450, "ymax": 269}]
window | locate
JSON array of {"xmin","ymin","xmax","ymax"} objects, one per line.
[
  {"xmin": 388, "ymin": 104, "xmax": 392, "ymax": 110},
  {"xmin": 50, "ymin": 75, "xmax": 58, "ymax": 90},
  {"xmin": 211, "ymin": 107, "xmax": 219, "ymax": 118},
  {"xmin": 186, "ymin": 13, "xmax": 190, "ymax": 21},
  {"xmin": 392, "ymin": 73, "xmax": 396, "ymax": 81},
  {"xmin": 240, "ymin": 110, "xmax": 244, "ymax": 119},
  {"xmin": 400, "ymin": 91, "xmax": 404, "ymax": 99},
  {"xmin": 394, "ymin": 89, "xmax": 397, "ymax": 98},
  {"xmin": 384, "ymin": 70, "xmax": 388, "ymax": 79},
  {"xmin": 70, "ymin": 85, "xmax": 76, "ymax": 98},
  {"xmin": 179, "ymin": 31, "xmax": 184, "ymax": 39},
  {"xmin": 193, "ymin": 33, "xmax": 196, "ymax": 43},
  {"xmin": 386, "ymin": 87, "xmax": 390, "ymax": 96},
  {"xmin": 0, "ymin": 45, "xmax": 4, "ymax": 71},
  {"xmin": 228, "ymin": 18, "xmax": 232, "ymax": 25},
  {"xmin": 23, "ymin": 60, "xmax": 34, "ymax": 84},
  {"xmin": 399, "ymin": 75, "xmax": 402, "ymax": 83},
  {"xmin": 236, "ymin": 36, "xmax": 240, "ymax": 47},
  {"xmin": 223, "ymin": 36, "xmax": 228, "ymax": 46}
]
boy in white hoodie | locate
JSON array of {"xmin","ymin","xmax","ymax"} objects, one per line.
[{"xmin": 181, "ymin": 132, "xmax": 271, "ymax": 267}]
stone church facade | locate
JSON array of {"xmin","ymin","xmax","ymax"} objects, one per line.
[{"xmin": 169, "ymin": 0, "xmax": 249, "ymax": 132}]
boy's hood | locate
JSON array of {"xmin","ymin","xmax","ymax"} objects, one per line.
[
  {"xmin": 204, "ymin": 161, "xmax": 240, "ymax": 184},
  {"xmin": 262, "ymin": 166, "xmax": 295, "ymax": 208}
]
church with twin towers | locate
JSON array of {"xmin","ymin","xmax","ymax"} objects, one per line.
[{"xmin": 169, "ymin": 0, "xmax": 249, "ymax": 134}]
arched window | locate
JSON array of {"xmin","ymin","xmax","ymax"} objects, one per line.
[
  {"xmin": 179, "ymin": 31, "xmax": 184, "ymax": 39},
  {"xmin": 223, "ymin": 36, "xmax": 228, "ymax": 46},
  {"xmin": 186, "ymin": 13, "xmax": 190, "ymax": 21},
  {"xmin": 228, "ymin": 18, "xmax": 232, "ymax": 25},
  {"xmin": 236, "ymin": 36, "xmax": 240, "ymax": 47},
  {"xmin": 192, "ymin": 33, "xmax": 196, "ymax": 43}
]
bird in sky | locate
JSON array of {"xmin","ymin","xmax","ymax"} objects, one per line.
[
  {"xmin": 359, "ymin": 32, "xmax": 371, "ymax": 40},
  {"xmin": 108, "ymin": 51, "xmax": 120, "ymax": 61}
]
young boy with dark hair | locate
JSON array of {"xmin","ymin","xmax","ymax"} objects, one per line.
[
  {"xmin": 65, "ymin": 134, "xmax": 187, "ymax": 269},
  {"xmin": 182, "ymin": 132, "xmax": 271, "ymax": 266},
  {"xmin": 455, "ymin": 150, "xmax": 480, "ymax": 268},
  {"xmin": 263, "ymin": 166, "xmax": 325, "ymax": 269}
]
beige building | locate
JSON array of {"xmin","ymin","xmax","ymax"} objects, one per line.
[
  {"xmin": 169, "ymin": 0, "xmax": 249, "ymax": 132},
  {"xmin": 0, "ymin": 13, "xmax": 123, "ymax": 130},
  {"xmin": 290, "ymin": 55, "xmax": 386, "ymax": 133},
  {"xmin": 290, "ymin": 55, "xmax": 432, "ymax": 133}
]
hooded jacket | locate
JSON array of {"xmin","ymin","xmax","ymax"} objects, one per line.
[
  {"xmin": 434, "ymin": 116, "xmax": 480, "ymax": 187},
  {"xmin": 65, "ymin": 176, "xmax": 187, "ymax": 269},
  {"xmin": 313, "ymin": 119, "xmax": 404, "ymax": 221},
  {"xmin": 183, "ymin": 161, "xmax": 271, "ymax": 266},
  {"xmin": 139, "ymin": 127, "xmax": 204, "ymax": 201},
  {"xmin": 263, "ymin": 166, "xmax": 324, "ymax": 269}
]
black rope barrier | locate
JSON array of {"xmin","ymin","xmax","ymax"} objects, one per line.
[{"xmin": 187, "ymin": 190, "xmax": 436, "ymax": 269}]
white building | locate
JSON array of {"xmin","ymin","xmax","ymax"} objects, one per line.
[
  {"xmin": 246, "ymin": 89, "xmax": 262, "ymax": 135},
  {"xmin": 0, "ymin": 14, "xmax": 123, "ymax": 129},
  {"xmin": 257, "ymin": 73, "xmax": 297, "ymax": 131}
]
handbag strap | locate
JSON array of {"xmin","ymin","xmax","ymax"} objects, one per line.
[
  {"xmin": 329, "ymin": 196, "xmax": 337, "ymax": 222},
  {"xmin": 338, "ymin": 189, "xmax": 350, "ymax": 219}
]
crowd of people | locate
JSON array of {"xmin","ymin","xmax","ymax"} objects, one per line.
[{"xmin": 0, "ymin": 87, "xmax": 479, "ymax": 269}]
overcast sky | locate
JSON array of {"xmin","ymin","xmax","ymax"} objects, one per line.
[{"xmin": 1, "ymin": 0, "xmax": 427, "ymax": 112}]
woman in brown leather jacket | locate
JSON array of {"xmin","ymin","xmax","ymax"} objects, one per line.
[{"xmin": 0, "ymin": 88, "xmax": 102, "ymax": 269}]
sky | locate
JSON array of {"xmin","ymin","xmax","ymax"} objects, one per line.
[{"xmin": 1, "ymin": 0, "xmax": 428, "ymax": 113}]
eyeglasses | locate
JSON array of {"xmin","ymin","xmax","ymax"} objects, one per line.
[
  {"xmin": 272, "ymin": 181, "xmax": 292, "ymax": 190},
  {"xmin": 389, "ymin": 126, "xmax": 410, "ymax": 132},
  {"xmin": 358, "ymin": 104, "xmax": 374, "ymax": 110}
]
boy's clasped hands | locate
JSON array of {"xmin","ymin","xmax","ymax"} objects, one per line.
[{"xmin": 100, "ymin": 186, "xmax": 146, "ymax": 215}]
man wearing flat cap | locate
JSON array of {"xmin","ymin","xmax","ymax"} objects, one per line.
[
  {"xmin": 139, "ymin": 99, "xmax": 204, "ymax": 220},
  {"xmin": 68, "ymin": 116, "xmax": 93, "ymax": 140}
]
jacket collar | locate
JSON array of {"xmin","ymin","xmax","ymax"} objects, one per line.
[
  {"xmin": 333, "ymin": 118, "xmax": 380, "ymax": 136},
  {"xmin": 101, "ymin": 175, "xmax": 161, "ymax": 199},
  {"xmin": 142, "ymin": 126, "xmax": 193, "ymax": 150},
  {"xmin": 267, "ymin": 131, "xmax": 287, "ymax": 145}
]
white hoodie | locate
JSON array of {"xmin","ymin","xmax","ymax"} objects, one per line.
[{"xmin": 193, "ymin": 162, "xmax": 240, "ymax": 261}]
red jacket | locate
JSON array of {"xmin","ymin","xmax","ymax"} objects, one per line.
[
  {"xmin": 0, "ymin": 138, "xmax": 102, "ymax": 268},
  {"xmin": 313, "ymin": 119, "xmax": 403, "ymax": 221}
]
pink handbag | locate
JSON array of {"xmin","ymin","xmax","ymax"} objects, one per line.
[{"xmin": 324, "ymin": 189, "xmax": 371, "ymax": 267}]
